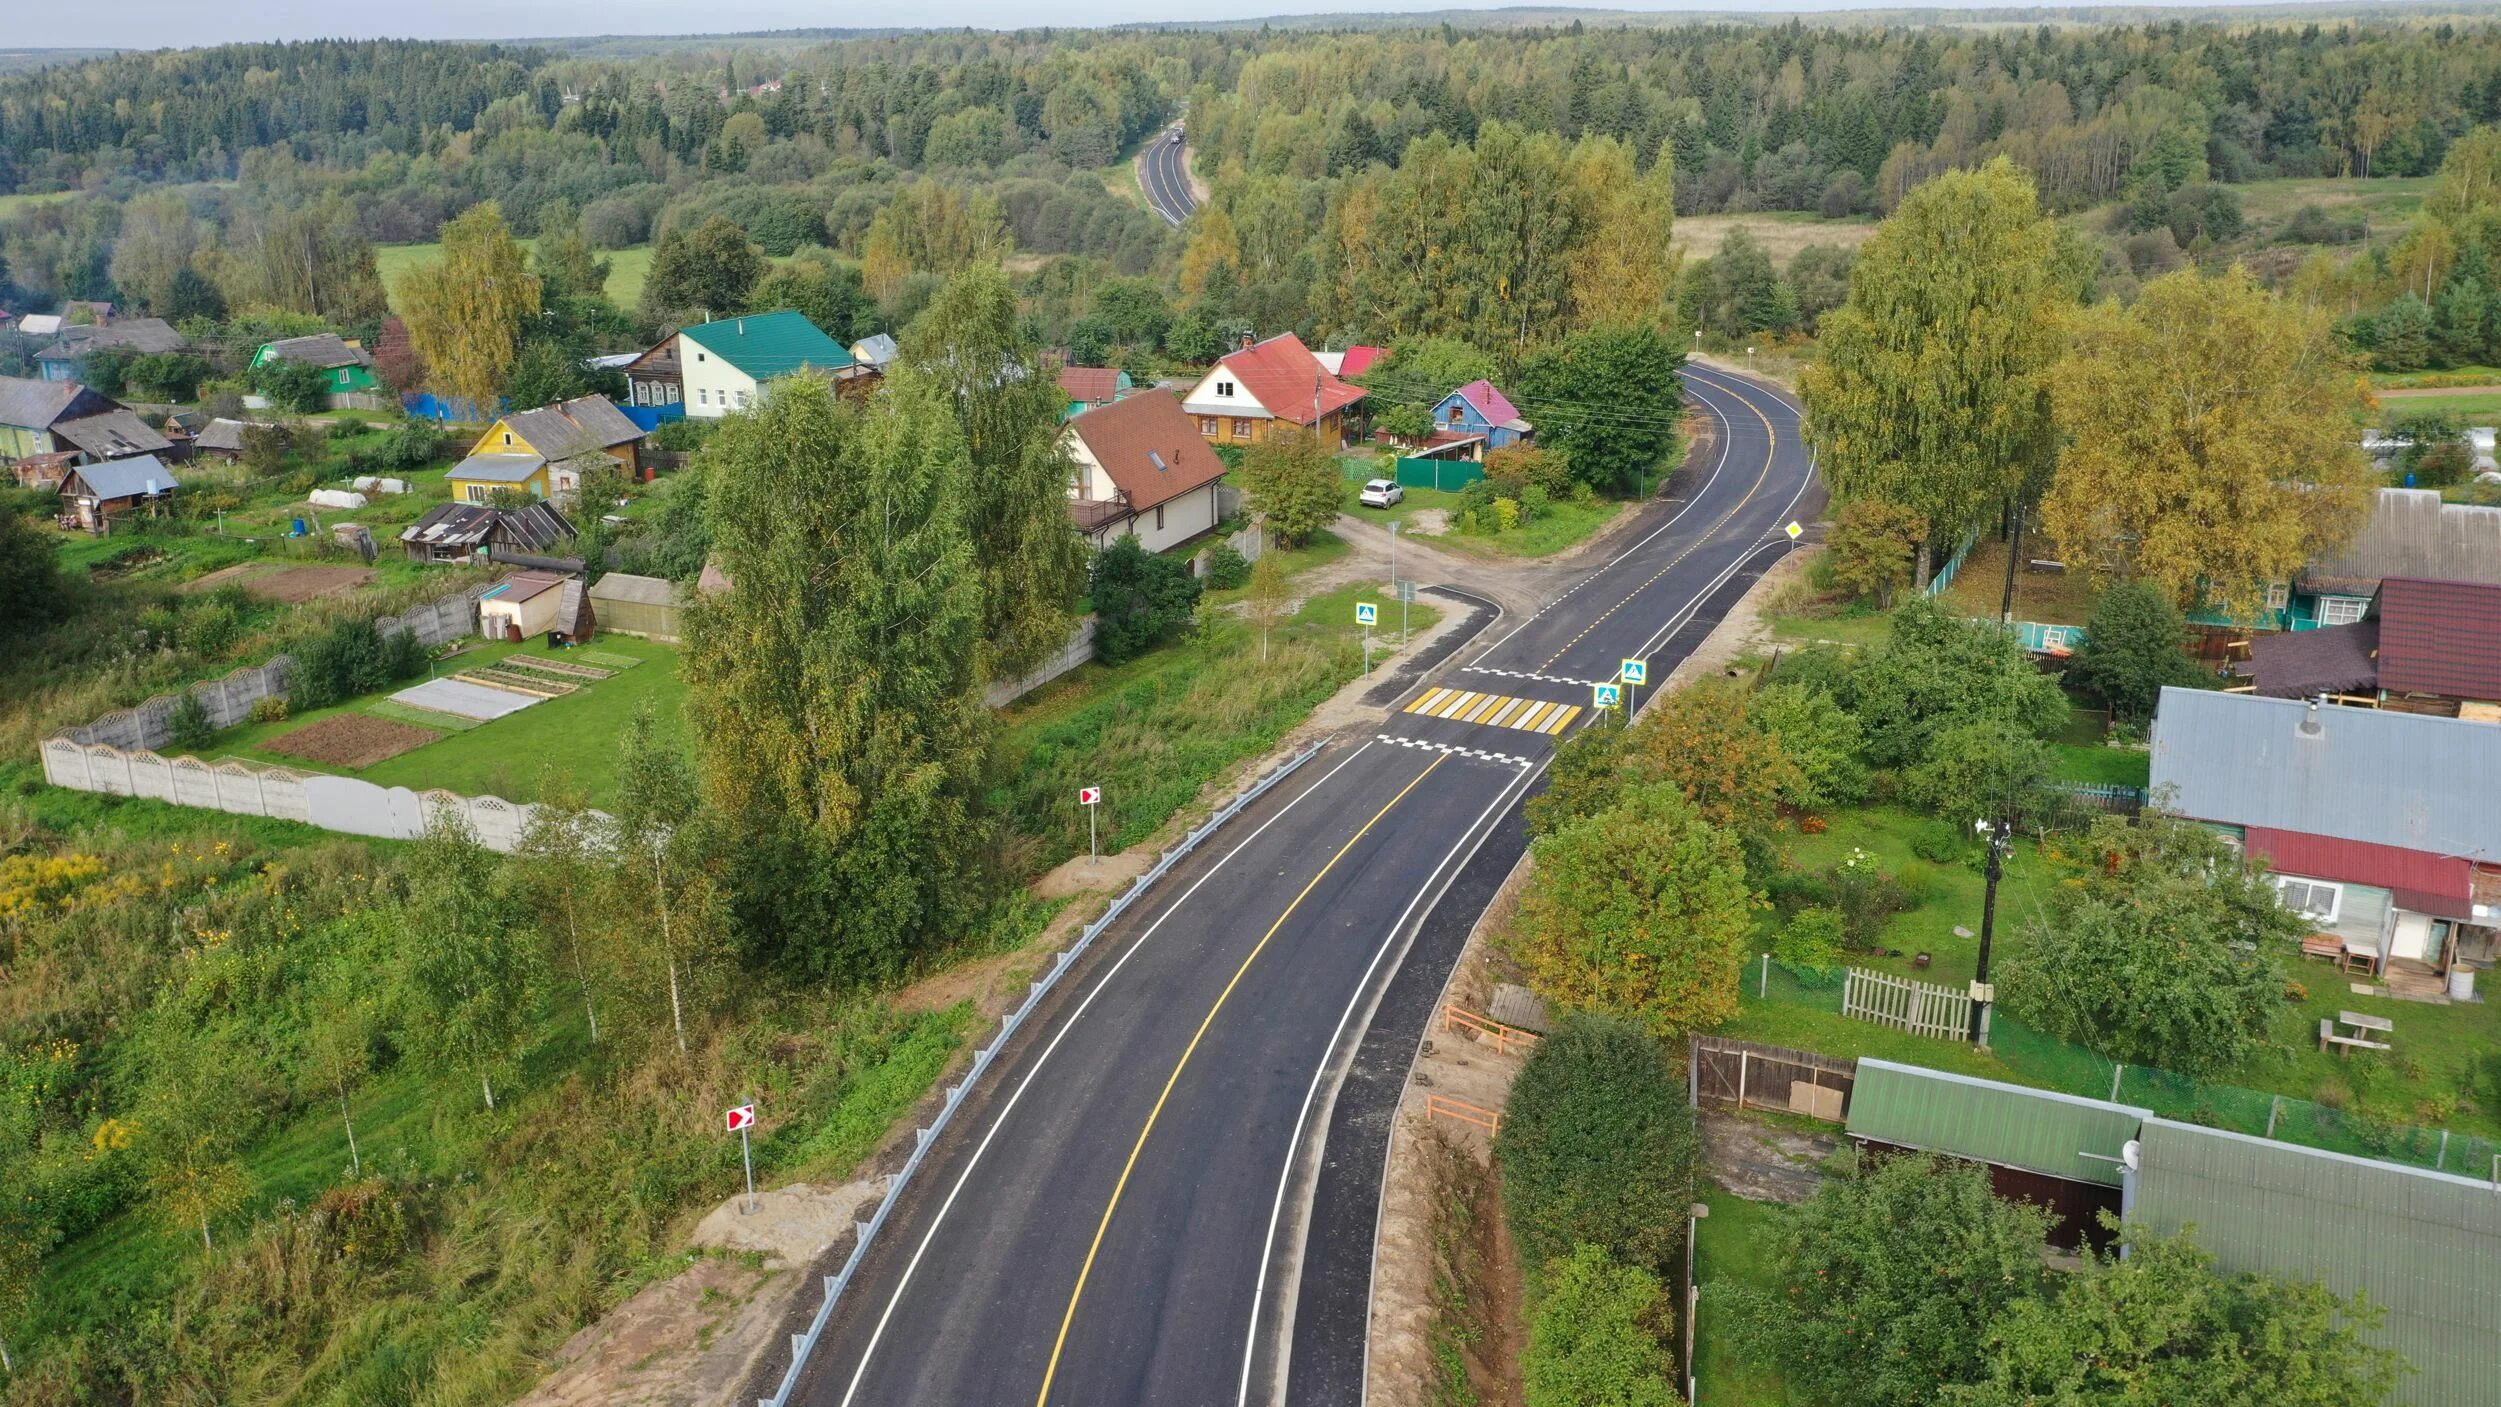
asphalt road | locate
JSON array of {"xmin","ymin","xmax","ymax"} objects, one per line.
[
  {"xmin": 772, "ymin": 363, "xmax": 1817, "ymax": 1407},
  {"xmin": 1141, "ymin": 126, "xmax": 1197, "ymax": 226}
]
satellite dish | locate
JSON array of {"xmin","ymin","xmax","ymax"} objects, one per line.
[{"xmin": 2121, "ymin": 1139, "xmax": 2142, "ymax": 1173}]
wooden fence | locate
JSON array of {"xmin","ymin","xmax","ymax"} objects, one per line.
[
  {"xmin": 1423, "ymin": 1093, "xmax": 1503, "ymax": 1136},
  {"xmin": 1443, "ymin": 1004, "xmax": 1541, "ymax": 1057},
  {"xmin": 1689, "ymin": 1036, "xmax": 1856, "ymax": 1122},
  {"xmin": 1842, "ymin": 967, "xmax": 1972, "ymax": 1042}
]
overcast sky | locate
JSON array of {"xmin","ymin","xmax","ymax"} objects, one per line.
[{"xmin": 13, "ymin": 0, "xmax": 2307, "ymax": 53}]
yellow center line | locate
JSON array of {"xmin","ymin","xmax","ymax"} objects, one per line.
[
  {"xmin": 1031, "ymin": 752, "xmax": 1450, "ymax": 1407},
  {"xmin": 1539, "ymin": 377, "xmax": 1783, "ymax": 670}
]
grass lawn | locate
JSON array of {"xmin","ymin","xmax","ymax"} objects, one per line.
[
  {"xmin": 1766, "ymin": 606, "xmax": 1891, "ymax": 650},
  {"xmin": 2050, "ymin": 742, "xmax": 2150, "ymax": 787},
  {"xmin": 1675, "ymin": 210, "xmax": 1878, "ymax": 263},
  {"xmin": 2362, "ymin": 388, "xmax": 2501, "ymax": 421},
  {"xmin": 1691, "ymin": 1188, "xmax": 1796, "ymax": 1407},
  {"xmin": 1938, "ymin": 538, "xmax": 2101, "ymax": 626},
  {"xmin": 1426, "ymin": 494, "xmax": 1625, "ymax": 559},
  {"xmin": 377, "ymin": 240, "xmax": 655, "ymax": 313},
  {"xmin": 207, "ymin": 635, "xmax": 689, "ymax": 807}
]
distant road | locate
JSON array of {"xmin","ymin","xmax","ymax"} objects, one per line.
[{"xmin": 1140, "ymin": 124, "xmax": 1198, "ymax": 226}]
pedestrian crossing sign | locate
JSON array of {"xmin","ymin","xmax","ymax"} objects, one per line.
[
  {"xmin": 1593, "ymin": 682, "xmax": 1622, "ymax": 709},
  {"xmin": 1356, "ymin": 602, "xmax": 1379, "ymax": 626},
  {"xmin": 1619, "ymin": 659, "xmax": 1647, "ymax": 686}
]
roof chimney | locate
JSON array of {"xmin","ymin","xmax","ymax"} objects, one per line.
[
  {"xmin": 1239, "ymin": 330, "xmax": 1255, "ymax": 351},
  {"xmin": 2298, "ymin": 696, "xmax": 2325, "ymax": 738},
  {"xmin": 737, "ymin": 319, "xmax": 745, "ymax": 335}
]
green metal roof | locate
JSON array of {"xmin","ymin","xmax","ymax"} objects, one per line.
[
  {"xmin": 1846, "ymin": 1059, "xmax": 2148, "ymax": 1187},
  {"xmin": 2132, "ymin": 1118, "xmax": 2501, "ymax": 1407},
  {"xmin": 678, "ymin": 309, "xmax": 853, "ymax": 380}
]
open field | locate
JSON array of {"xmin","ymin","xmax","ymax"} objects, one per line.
[
  {"xmin": 376, "ymin": 240, "xmax": 655, "ymax": 312},
  {"xmin": 1674, "ymin": 210, "xmax": 1877, "ymax": 264},
  {"xmin": 2363, "ymin": 388, "xmax": 2501, "ymax": 421}
]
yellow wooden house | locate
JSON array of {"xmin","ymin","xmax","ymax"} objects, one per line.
[{"xmin": 447, "ymin": 396, "xmax": 647, "ymax": 504}]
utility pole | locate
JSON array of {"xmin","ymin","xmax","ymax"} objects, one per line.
[
  {"xmin": 1999, "ymin": 499, "xmax": 2026, "ymax": 625},
  {"xmin": 1970, "ymin": 817, "xmax": 2009, "ymax": 1046}
]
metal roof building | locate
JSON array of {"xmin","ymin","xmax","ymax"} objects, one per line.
[
  {"xmin": 2131, "ymin": 1117, "xmax": 2501, "ymax": 1407},
  {"xmin": 1848, "ymin": 1059, "xmax": 2147, "ymax": 1188},
  {"xmin": 2147, "ymin": 686, "xmax": 2501, "ymax": 860}
]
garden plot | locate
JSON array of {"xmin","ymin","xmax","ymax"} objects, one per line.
[
  {"xmin": 264, "ymin": 714, "xmax": 442, "ymax": 767},
  {"xmin": 390, "ymin": 676, "xmax": 547, "ymax": 721}
]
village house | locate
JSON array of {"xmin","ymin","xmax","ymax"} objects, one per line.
[
  {"xmin": 478, "ymin": 570, "xmax": 595, "ymax": 643},
  {"xmin": 1059, "ymin": 365, "xmax": 1133, "ymax": 418},
  {"xmin": 1315, "ymin": 344, "xmax": 1385, "ymax": 378},
  {"xmin": 0, "ymin": 376, "xmax": 172, "ymax": 465},
  {"xmin": 1432, "ymin": 379, "xmax": 1534, "ymax": 452},
  {"xmin": 188, "ymin": 417, "xmax": 279, "ymax": 463},
  {"xmin": 624, "ymin": 309, "xmax": 861, "ymax": 418},
  {"xmin": 848, "ymin": 333, "xmax": 899, "ymax": 370},
  {"xmin": 2195, "ymin": 488, "xmax": 2501, "ymax": 641},
  {"xmin": 1181, "ymin": 332, "xmax": 1366, "ymax": 447},
  {"xmin": 33, "ymin": 317, "xmax": 187, "ymax": 381},
  {"xmin": 1063, "ymin": 388, "xmax": 1232, "ymax": 554},
  {"xmin": 2148, "ymin": 686, "xmax": 2501, "ymax": 998},
  {"xmin": 251, "ymin": 333, "xmax": 380, "ymax": 406},
  {"xmin": 2237, "ymin": 576, "xmax": 2501, "ymax": 721},
  {"xmin": 57, "ymin": 453, "xmax": 180, "ymax": 533},
  {"xmin": 447, "ymin": 396, "xmax": 647, "ymax": 503},
  {"xmin": 400, "ymin": 501, "xmax": 579, "ymax": 566}
]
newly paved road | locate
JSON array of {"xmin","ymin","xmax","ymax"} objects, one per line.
[
  {"xmin": 1141, "ymin": 125, "xmax": 1198, "ymax": 226},
  {"xmin": 773, "ymin": 363, "xmax": 1817, "ymax": 1407}
]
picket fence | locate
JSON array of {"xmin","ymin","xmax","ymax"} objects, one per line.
[{"xmin": 1841, "ymin": 967, "xmax": 1973, "ymax": 1042}]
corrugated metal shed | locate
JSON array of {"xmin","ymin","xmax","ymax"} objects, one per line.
[
  {"xmin": 2132, "ymin": 1118, "xmax": 2501, "ymax": 1407},
  {"xmin": 1846, "ymin": 1059, "xmax": 2147, "ymax": 1188},
  {"xmin": 2148, "ymin": 687, "xmax": 2501, "ymax": 859}
]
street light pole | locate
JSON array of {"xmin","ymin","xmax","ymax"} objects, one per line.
[{"xmin": 1970, "ymin": 818, "xmax": 2009, "ymax": 1046}]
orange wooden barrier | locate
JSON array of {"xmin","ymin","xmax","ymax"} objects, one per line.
[
  {"xmin": 1444, "ymin": 1004, "xmax": 1543, "ymax": 1057},
  {"xmin": 1425, "ymin": 1093, "xmax": 1503, "ymax": 1136}
]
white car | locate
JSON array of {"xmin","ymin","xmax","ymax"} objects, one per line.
[{"xmin": 1359, "ymin": 478, "xmax": 1404, "ymax": 508}]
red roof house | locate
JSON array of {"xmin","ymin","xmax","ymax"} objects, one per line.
[{"xmin": 1181, "ymin": 332, "xmax": 1367, "ymax": 447}]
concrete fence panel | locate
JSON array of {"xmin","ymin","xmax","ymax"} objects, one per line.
[
  {"xmin": 171, "ymin": 756, "xmax": 220, "ymax": 810},
  {"xmin": 213, "ymin": 761, "xmax": 264, "ymax": 815},
  {"xmin": 984, "ymin": 617, "xmax": 1098, "ymax": 709},
  {"xmin": 127, "ymin": 752, "xmax": 175, "ymax": 803}
]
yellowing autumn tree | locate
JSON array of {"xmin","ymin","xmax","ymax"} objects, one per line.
[
  {"xmin": 1178, "ymin": 205, "xmax": 1243, "ymax": 298},
  {"xmin": 1566, "ymin": 137, "xmax": 1678, "ymax": 329},
  {"xmin": 400, "ymin": 202, "xmax": 540, "ymax": 415},
  {"xmin": 2042, "ymin": 265, "xmax": 2374, "ymax": 614},
  {"xmin": 860, "ymin": 180, "xmax": 1007, "ymax": 301}
]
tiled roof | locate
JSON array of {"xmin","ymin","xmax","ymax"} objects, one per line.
[
  {"xmin": 38, "ymin": 317, "xmax": 185, "ymax": 359},
  {"xmin": 1337, "ymin": 345, "xmax": 1386, "ymax": 378},
  {"xmin": 678, "ymin": 309, "xmax": 854, "ymax": 380},
  {"xmin": 1218, "ymin": 333, "xmax": 1366, "ymax": 426},
  {"xmin": 2147, "ymin": 686, "xmax": 2501, "ymax": 859},
  {"xmin": 2244, "ymin": 826, "xmax": 2476, "ymax": 919},
  {"xmin": 1065, "ymin": 389, "xmax": 1230, "ymax": 513},
  {"xmin": 192, "ymin": 418, "xmax": 275, "ymax": 455},
  {"xmin": 2241, "ymin": 619, "xmax": 2381, "ymax": 697},
  {"xmin": 402, "ymin": 502, "xmax": 576, "ymax": 552},
  {"xmin": 0, "ymin": 374, "xmax": 101, "ymax": 430},
  {"xmin": 258, "ymin": 333, "xmax": 371, "ymax": 369},
  {"xmin": 2374, "ymin": 576, "xmax": 2501, "ymax": 701},
  {"xmin": 1058, "ymin": 366, "xmax": 1125, "ymax": 404}
]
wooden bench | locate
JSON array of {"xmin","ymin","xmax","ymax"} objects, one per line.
[
  {"xmin": 2300, "ymin": 934, "xmax": 2345, "ymax": 965},
  {"xmin": 2319, "ymin": 1017, "xmax": 2392, "ymax": 1056}
]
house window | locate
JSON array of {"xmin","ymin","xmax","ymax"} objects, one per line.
[
  {"xmin": 2275, "ymin": 876, "xmax": 2342, "ymax": 923},
  {"xmin": 2264, "ymin": 581, "xmax": 2290, "ymax": 611},
  {"xmin": 1155, "ymin": 504, "xmax": 1165, "ymax": 531},
  {"xmin": 1216, "ymin": 380, "xmax": 1235, "ymax": 397},
  {"xmin": 1231, "ymin": 419, "xmax": 1251, "ymax": 441},
  {"xmin": 466, "ymin": 485, "xmax": 487, "ymax": 503},
  {"xmin": 1199, "ymin": 417, "xmax": 1218, "ymax": 435},
  {"xmin": 736, "ymin": 390, "xmax": 749, "ymax": 408},
  {"xmin": 696, "ymin": 352, "xmax": 706, "ymax": 362},
  {"xmin": 2318, "ymin": 596, "xmax": 2368, "ymax": 626},
  {"xmin": 502, "ymin": 432, "xmax": 513, "ymax": 445},
  {"xmin": 699, "ymin": 389, "xmax": 710, "ymax": 406}
]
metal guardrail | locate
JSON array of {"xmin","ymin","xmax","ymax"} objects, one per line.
[{"xmin": 757, "ymin": 737, "xmax": 1332, "ymax": 1407}]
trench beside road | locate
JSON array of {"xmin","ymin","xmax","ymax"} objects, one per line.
[{"xmin": 761, "ymin": 362, "xmax": 1820, "ymax": 1407}]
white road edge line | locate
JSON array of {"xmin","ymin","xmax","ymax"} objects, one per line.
[
  {"xmin": 832, "ymin": 738, "xmax": 1388, "ymax": 1407},
  {"xmin": 1476, "ymin": 369, "xmax": 1740, "ymax": 658},
  {"xmin": 1237, "ymin": 742, "xmax": 1549, "ymax": 1407}
]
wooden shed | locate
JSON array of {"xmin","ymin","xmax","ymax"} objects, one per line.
[{"xmin": 584, "ymin": 573, "xmax": 683, "ymax": 643}]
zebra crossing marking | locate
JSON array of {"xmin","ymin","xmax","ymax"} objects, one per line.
[{"xmin": 1405, "ymin": 686, "xmax": 1582, "ymax": 736}]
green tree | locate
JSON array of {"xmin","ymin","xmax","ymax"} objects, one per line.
[
  {"xmin": 2067, "ymin": 582, "xmax": 2204, "ymax": 722},
  {"xmin": 1506, "ymin": 783, "xmax": 1753, "ymax": 1036},
  {"xmin": 609, "ymin": 705, "xmax": 718, "ymax": 1055},
  {"xmin": 1905, "ymin": 716, "xmax": 2058, "ymax": 819},
  {"xmin": 1247, "ymin": 549, "xmax": 1290, "ymax": 662},
  {"xmin": 2369, "ymin": 292, "xmax": 2435, "ymax": 373},
  {"xmin": 898, "ymin": 262, "xmax": 1089, "ymax": 678},
  {"xmin": 1523, "ymin": 1244, "xmax": 1680, "ymax": 1407},
  {"xmin": 1719, "ymin": 1153, "xmax": 2052, "ymax": 1407},
  {"xmin": 1517, "ymin": 323, "xmax": 1685, "ymax": 494},
  {"xmin": 502, "ymin": 337, "xmax": 597, "ymax": 411},
  {"xmin": 1821, "ymin": 497, "xmax": 1927, "ymax": 607},
  {"xmin": 682, "ymin": 374, "xmax": 991, "ymax": 980},
  {"xmin": 250, "ymin": 356, "xmax": 332, "ymax": 413},
  {"xmin": 643, "ymin": 215, "xmax": 765, "ymax": 323},
  {"xmin": 1242, "ymin": 429, "xmax": 1347, "ymax": 547},
  {"xmin": 1999, "ymin": 813, "xmax": 2300, "ymax": 1078},
  {"xmin": 513, "ymin": 794, "xmax": 613, "ymax": 1047},
  {"xmin": 1802, "ymin": 158, "xmax": 2066, "ymax": 582},
  {"xmin": 392, "ymin": 816, "xmax": 542, "ymax": 1110},
  {"xmin": 1361, "ymin": 335, "xmax": 1500, "ymax": 415},
  {"xmin": 400, "ymin": 201, "xmax": 542, "ymax": 417},
  {"xmin": 1496, "ymin": 1014, "xmax": 1700, "ymax": 1278},
  {"xmin": 750, "ymin": 250, "xmax": 876, "ymax": 344},
  {"xmin": 134, "ymin": 1040, "xmax": 256, "ymax": 1252},
  {"xmin": 1749, "ymin": 682, "xmax": 1868, "ymax": 810},
  {"xmin": 300, "ymin": 940, "xmax": 379, "ymax": 1178},
  {"xmin": 1948, "ymin": 1229, "xmax": 2408, "ymax": 1407},
  {"xmin": 0, "ymin": 509, "xmax": 65, "ymax": 643},
  {"xmin": 161, "ymin": 264, "xmax": 227, "ymax": 324},
  {"xmin": 1090, "ymin": 537, "xmax": 1203, "ymax": 664},
  {"xmin": 531, "ymin": 200, "xmax": 611, "ymax": 307},
  {"xmin": 1838, "ymin": 597, "xmax": 2069, "ymax": 770},
  {"xmin": 2044, "ymin": 266, "xmax": 2374, "ymax": 614}
]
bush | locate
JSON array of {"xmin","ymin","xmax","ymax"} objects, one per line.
[
  {"xmin": 385, "ymin": 628, "xmax": 429, "ymax": 681},
  {"xmin": 648, "ymin": 418, "xmax": 718, "ymax": 453},
  {"xmin": 1523, "ymin": 1244, "xmax": 1679, "ymax": 1407},
  {"xmin": 1774, "ymin": 906, "xmax": 1847, "ymax": 973},
  {"xmin": 291, "ymin": 618, "xmax": 395, "ymax": 709},
  {"xmin": 1090, "ymin": 537, "xmax": 1203, "ymax": 664},
  {"xmin": 251, "ymin": 358, "xmax": 334, "ymax": 414},
  {"xmin": 1496, "ymin": 1013, "xmax": 1700, "ymax": 1279},
  {"xmin": 326, "ymin": 418, "xmax": 367, "ymax": 441},
  {"xmin": 166, "ymin": 693, "xmax": 214, "ymax": 751},
  {"xmin": 1202, "ymin": 542, "xmax": 1251, "ymax": 590},
  {"xmin": 249, "ymin": 695, "xmax": 290, "ymax": 725},
  {"xmin": 2066, "ymin": 581, "xmax": 2203, "ymax": 723}
]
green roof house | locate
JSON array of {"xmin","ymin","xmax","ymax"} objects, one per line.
[{"xmin": 672, "ymin": 310, "xmax": 859, "ymax": 419}]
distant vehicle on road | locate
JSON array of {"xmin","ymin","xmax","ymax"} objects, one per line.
[
  {"xmin": 1359, "ymin": 478, "xmax": 1403, "ymax": 508},
  {"xmin": 1170, "ymin": 128, "xmax": 1184, "ymax": 144}
]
